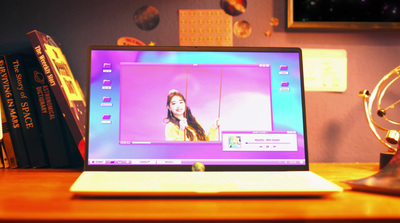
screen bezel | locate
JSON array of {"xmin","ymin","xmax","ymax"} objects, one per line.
[{"xmin": 84, "ymin": 45, "xmax": 310, "ymax": 172}]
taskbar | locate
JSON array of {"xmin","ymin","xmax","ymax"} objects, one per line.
[{"xmin": 88, "ymin": 159, "xmax": 306, "ymax": 165}]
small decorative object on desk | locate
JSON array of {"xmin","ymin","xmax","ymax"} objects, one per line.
[
  {"xmin": 344, "ymin": 66, "xmax": 400, "ymax": 196},
  {"xmin": 358, "ymin": 66, "xmax": 400, "ymax": 169}
]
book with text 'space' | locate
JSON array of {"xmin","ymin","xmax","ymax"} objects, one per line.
[
  {"xmin": 4, "ymin": 54, "xmax": 48, "ymax": 168},
  {"xmin": 0, "ymin": 56, "xmax": 30, "ymax": 168}
]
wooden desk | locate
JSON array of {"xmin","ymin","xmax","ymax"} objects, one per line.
[{"xmin": 0, "ymin": 163, "xmax": 399, "ymax": 222}]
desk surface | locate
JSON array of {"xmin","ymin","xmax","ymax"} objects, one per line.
[{"xmin": 0, "ymin": 163, "xmax": 399, "ymax": 222}]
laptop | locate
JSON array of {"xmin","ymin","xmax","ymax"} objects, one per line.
[{"xmin": 70, "ymin": 46, "xmax": 343, "ymax": 197}]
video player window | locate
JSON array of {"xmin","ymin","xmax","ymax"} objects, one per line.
[{"xmin": 119, "ymin": 63, "xmax": 273, "ymax": 144}]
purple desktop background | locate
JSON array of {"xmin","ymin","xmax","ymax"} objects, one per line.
[{"xmin": 88, "ymin": 49, "xmax": 305, "ymax": 164}]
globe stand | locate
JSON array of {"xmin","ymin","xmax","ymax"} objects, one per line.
[
  {"xmin": 380, "ymin": 151, "xmax": 395, "ymax": 169},
  {"xmin": 344, "ymin": 144, "xmax": 400, "ymax": 196},
  {"xmin": 358, "ymin": 66, "xmax": 400, "ymax": 170},
  {"xmin": 349, "ymin": 66, "xmax": 400, "ymax": 195}
]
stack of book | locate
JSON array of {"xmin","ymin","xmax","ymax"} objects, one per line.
[{"xmin": 0, "ymin": 30, "xmax": 86, "ymax": 168}]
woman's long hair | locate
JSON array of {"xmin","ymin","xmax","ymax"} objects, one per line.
[{"xmin": 165, "ymin": 91, "xmax": 206, "ymax": 141}]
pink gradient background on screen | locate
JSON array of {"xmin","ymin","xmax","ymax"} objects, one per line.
[{"xmin": 119, "ymin": 64, "xmax": 272, "ymax": 142}]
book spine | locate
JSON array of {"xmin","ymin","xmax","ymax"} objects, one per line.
[
  {"xmin": 27, "ymin": 31, "xmax": 85, "ymax": 152},
  {"xmin": 56, "ymin": 102, "xmax": 83, "ymax": 167},
  {"xmin": 1, "ymin": 123, "xmax": 18, "ymax": 168},
  {"xmin": 5, "ymin": 54, "xmax": 48, "ymax": 168},
  {"xmin": 0, "ymin": 149, "xmax": 3, "ymax": 168},
  {"xmin": 22, "ymin": 54, "xmax": 70, "ymax": 168},
  {"xmin": 1, "ymin": 145, "xmax": 10, "ymax": 168},
  {"xmin": 1, "ymin": 98, "xmax": 18, "ymax": 168},
  {"xmin": 0, "ymin": 56, "xmax": 30, "ymax": 168}
]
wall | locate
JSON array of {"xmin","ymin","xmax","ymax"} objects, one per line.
[{"xmin": 1, "ymin": 0, "xmax": 399, "ymax": 162}]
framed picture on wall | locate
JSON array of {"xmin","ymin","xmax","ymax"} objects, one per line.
[{"xmin": 287, "ymin": 0, "xmax": 400, "ymax": 30}]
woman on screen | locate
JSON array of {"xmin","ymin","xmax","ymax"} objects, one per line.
[{"xmin": 165, "ymin": 89, "xmax": 218, "ymax": 141}]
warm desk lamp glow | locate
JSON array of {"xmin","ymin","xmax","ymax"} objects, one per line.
[{"xmin": 359, "ymin": 65, "xmax": 400, "ymax": 168}]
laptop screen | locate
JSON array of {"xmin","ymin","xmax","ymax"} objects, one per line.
[{"xmin": 86, "ymin": 46, "xmax": 308, "ymax": 171}]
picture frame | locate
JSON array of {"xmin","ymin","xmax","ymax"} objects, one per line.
[{"xmin": 287, "ymin": 0, "xmax": 400, "ymax": 30}]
